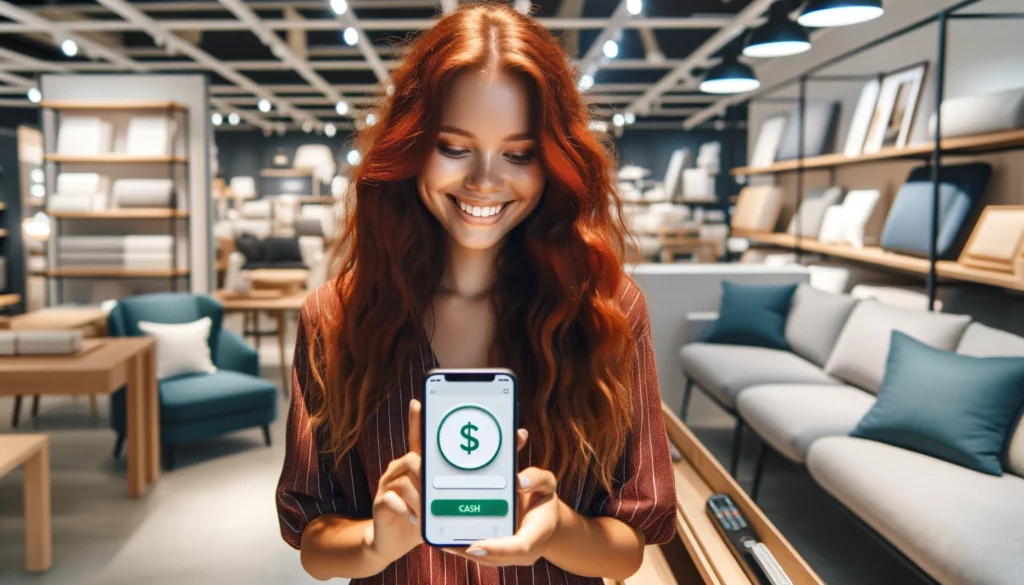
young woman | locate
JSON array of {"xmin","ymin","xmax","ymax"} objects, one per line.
[{"xmin": 276, "ymin": 3, "xmax": 675, "ymax": 583}]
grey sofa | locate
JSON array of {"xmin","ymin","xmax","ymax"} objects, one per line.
[{"xmin": 678, "ymin": 284, "xmax": 1024, "ymax": 585}]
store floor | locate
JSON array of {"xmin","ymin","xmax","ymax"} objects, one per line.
[{"xmin": 0, "ymin": 315, "xmax": 927, "ymax": 585}]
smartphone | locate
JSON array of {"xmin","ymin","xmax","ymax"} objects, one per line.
[{"xmin": 421, "ymin": 368, "xmax": 517, "ymax": 547}]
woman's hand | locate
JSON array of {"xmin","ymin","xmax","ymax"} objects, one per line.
[
  {"xmin": 449, "ymin": 466, "xmax": 562, "ymax": 566},
  {"xmin": 366, "ymin": 399, "xmax": 425, "ymax": 564}
]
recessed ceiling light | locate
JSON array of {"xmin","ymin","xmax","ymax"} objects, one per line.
[
  {"xmin": 257, "ymin": 99, "xmax": 272, "ymax": 112},
  {"xmin": 343, "ymin": 27, "xmax": 358, "ymax": 46},
  {"xmin": 60, "ymin": 39, "xmax": 78, "ymax": 57},
  {"xmin": 603, "ymin": 39, "xmax": 619, "ymax": 59},
  {"xmin": 211, "ymin": 112, "xmax": 223, "ymax": 126},
  {"xmin": 27, "ymin": 87, "xmax": 41, "ymax": 103},
  {"xmin": 798, "ymin": 0, "xmax": 884, "ymax": 27},
  {"xmin": 330, "ymin": 0, "xmax": 348, "ymax": 16},
  {"xmin": 228, "ymin": 112, "xmax": 241, "ymax": 125},
  {"xmin": 335, "ymin": 100, "xmax": 349, "ymax": 115}
]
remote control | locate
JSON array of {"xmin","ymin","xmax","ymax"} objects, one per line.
[{"xmin": 705, "ymin": 494, "xmax": 792, "ymax": 585}]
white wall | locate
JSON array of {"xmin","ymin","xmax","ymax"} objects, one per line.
[
  {"xmin": 40, "ymin": 74, "xmax": 212, "ymax": 304},
  {"xmin": 747, "ymin": 0, "xmax": 1024, "ymax": 156}
]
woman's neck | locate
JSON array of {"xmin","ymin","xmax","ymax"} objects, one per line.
[{"xmin": 439, "ymin": 238, "xmax": 500, "ymax": 299}]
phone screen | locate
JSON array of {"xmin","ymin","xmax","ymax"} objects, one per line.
[{"xmin": 422, "ymin": 369, "xmax": 516, "ymax": 546}]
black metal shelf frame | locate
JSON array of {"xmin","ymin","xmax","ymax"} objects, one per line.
[{"xmin": 737, "ymin": 0, "xmax": 1024, "ymax": 310}]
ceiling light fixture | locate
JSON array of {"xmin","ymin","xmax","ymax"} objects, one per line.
[
  {"xmin": 744, "ymin": 0, "xmax": 811, "ymax": 58},
  {"xmin": 624, "ymin": 112, "xmax": 636, "ymax": 124},
  {"xmin": 335, "ymin": 100, "xmax": 350, "ymax": 115},
  {"xmin": 514, "ymin": 0, "xmax": 531, "ymax": 14},
  {"xmin": 60, "ymin": 39, "xmax": 78, "ymax": 57},
  {"xmin": 627, "ymin": 0, "xmax": 643, "ymax": 16},
  {"xmin": 602, "ymin": 39, "xmax": 619, "ymax": 59},
  {"xmin": 330, "ymin": 0, "xmax": 348, "ymax": 16},
  {"xmin": 699, "ymin": 53, "xmax": 760, "ymax": 94},
  {"xmin": 302, "ymin": 120, "xmax": 314, "ymax": 133},
  {"xmin": 612, "ymin": 113, "xmax": 625, "ymax": 127},
  {"xmin": 346, "ymin": 150, "xmax": 361, "ymax": 165},
  {"xmin": 257, "ymin": 99, "xmax": 272, "ymax": 112},
  {"xmin": 27, "ymin": 87, "xmax": 41, "ymax": 103},
  {"xmin": 366, "ymin": 113, "xmax": 378, "ymax": 126},
  {"xmin": 578, "ymin": 74, "xmax": 595, "ymax": 92},
  {"xmin": 228, "ymin": 112, "xmax": 241, "ymax": 126},
  {"xmin": 343, "ymin": 27, "xmax": 358, "ymax": 46},
  {"xmin": 324, "ymin": 122, "xmax": 337, "ymax": 137},
  {"xmin": 797, "ymin": 0, "xmax": 884, "ymax": 27},
  {"xmin": 211, "ymin": 112, "xmax": 223, "ymax": 126}
]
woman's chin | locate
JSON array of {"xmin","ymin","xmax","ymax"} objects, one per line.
[{"xmin": 446, "ymin": 226, "xmax": 507, "ymax": 252}]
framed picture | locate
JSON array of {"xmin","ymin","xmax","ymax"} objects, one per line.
[
  {"xmin": 749, "ymin": 113, "xmax": 788, "ymax": 168},
  {"xmin": 863, "ymin": 62, "xmax": 928, "ymax": 154},
  {"xmin": 958, "ymin": 206, "xmax": 1024, "ymax": 275},
  {"xmin": 842, "ymin": 77, "xmax": 881, "ymax": 156}
]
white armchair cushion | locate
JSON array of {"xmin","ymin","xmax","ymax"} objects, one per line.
[{"xmin": 137, "ymin": 317, "xmax": 218, "ymax": 380}]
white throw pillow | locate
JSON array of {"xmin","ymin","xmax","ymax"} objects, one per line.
[
  {"xmin": 838, "ymin": 189, "xmax": 880, "ymax": 248},
  {"xmin": 137, "ymin": 317, "xmax": 218, "ymax": 380},
  {"xmin": 818, "ymin": 205, "xmax": 846, "ymax": 244}
]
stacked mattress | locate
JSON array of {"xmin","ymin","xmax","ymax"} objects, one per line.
[{"xmin": 56, "ymin": 235, "xmax": 176, "ymax": 270}]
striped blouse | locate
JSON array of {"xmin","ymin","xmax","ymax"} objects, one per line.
[{"xmin": 276, "ymin": 279, "xmax": 676, "ymax": 584}]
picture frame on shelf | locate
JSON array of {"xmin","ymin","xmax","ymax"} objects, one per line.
[
  {"xmin": 957, "ymin": 205, "xmax": 1024, "ymax": 276},
  {"xmin": 843, "ymin": 77, "xmax": 882, "ymax": 156},
  {"xmin": 749, "ymin": 113, "xmax": 788, "ymax": 168},
  {"xmin": 863, "ymin": 62, "xmax": 928, "ymax": 154}
]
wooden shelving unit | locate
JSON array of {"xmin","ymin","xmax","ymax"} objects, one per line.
[
  {"xmin": 260, "ymin": 167, "xmax": 317, "ymax": 178},
  {"xmin": 48, "ymin": 209, "xmax": 188, "ymax": 219},
  {"xmin": 44, "ymin": 154, "xmax": 187, "ymax": 164},
  {"xmin": 738, "ymin": 231, "xmax": 1024, "ymax": 292},
  {"xmin": 731, "ymin": 128, "xmax": 1024, "ymax": 176},
  {"xmin": 40, "ymin": 100, "xmax": 187, "ymax": 112},
  {"xmin": 0, "ymin": 294, "xmax": 20, "ymax": 308},
  {"xmin": 46, "ymin": 268, "xmax": 190, "ymax": 278}
]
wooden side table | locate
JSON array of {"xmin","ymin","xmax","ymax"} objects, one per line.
[
  {"xmin": 0, "ymin": 434, "xmax": 51, "ymax": 573},
  {"xmin": 0, "ymin": 338, "xmax": 160, "ymax": 499}
]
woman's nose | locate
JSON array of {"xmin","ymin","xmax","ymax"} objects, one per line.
[{"xmin": 465, "ymin": 153, "xmax": 503, "ymax": 195}]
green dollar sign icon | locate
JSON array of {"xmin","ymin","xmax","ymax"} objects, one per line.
[{"xmin": 460, "ymin": 421, "xmax": 479, "ymax": 454}]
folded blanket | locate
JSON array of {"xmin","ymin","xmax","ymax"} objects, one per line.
[{"xmin": 112, "ymin": 178, "xmax": 175, "ymax": 208}]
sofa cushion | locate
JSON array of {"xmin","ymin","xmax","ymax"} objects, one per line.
[
  {"xmin": 706, "ymin": 281, "xmax": 797, "ymax": 350},
  {"xmin": 852, "ymin": 332, "xmax": 1024, "ymax": 476},
  {"xmin": 824, "ymin": 300, "xmax": 970, "ymax": 393},
  {"xmin": 160, "ymin": 370, "xmax": 277, "ymax": 424},
  {"xmin": 679, "ymin": 343, "xmax": 838, "ymax": 409},
  {"xmin": 958, "ymin": 323, "xmax": 1024, "ymax": 478},
  {"xmin": 784, "ymin": 284, "xmax": 858, "ymax": 367},
  {"xmin": 807, "ymin": 436, "xmax": 1024, "ymax": 585},
  {"xmin": 737, "ymin": 384, "xmax": 875, "ymax": 463}
]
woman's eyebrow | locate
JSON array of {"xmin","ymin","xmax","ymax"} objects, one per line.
[{"xmin": 439, "ymin": 125, "xmax": 533, "ymax": 142}]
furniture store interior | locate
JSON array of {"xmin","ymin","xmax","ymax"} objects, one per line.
[{"xmin": 1, "ymin": 1, "xmax": 1022, "ymax": 584}]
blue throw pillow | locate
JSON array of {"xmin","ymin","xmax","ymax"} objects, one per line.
[
  {"xmin": 852, "ymin": 331, "xmax": 1024, "ymax": 476},
  {"xmin": 706, "ymin": 281, "xmax": 797, "ymax": 350}
]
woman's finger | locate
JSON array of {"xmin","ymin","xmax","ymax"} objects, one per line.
[
  {"xmin": 376, "ymin": 489, "xmax": 413, "ymax": 520},
  {"xmin": 517, "ymin": 467, "xmax": 557, "ymax": 494},
  {"xmin": 389, "ymin": 475, "xmax": 422, "ymax": 519},
  {"xmin": 379, "ymin": 452, "xmax": 421, "ymax": 489},
  {"xmin": 515, "ymin": 428, "xmax": 528, "ymax": 453},
  {"xmin": 408, "ymin": 398, "xmax": 422, "ymax": 455}
]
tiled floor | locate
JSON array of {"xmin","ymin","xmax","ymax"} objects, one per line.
[{"xmin": 0, "ymin": 314, "xmax": 926, "ymax": 584}]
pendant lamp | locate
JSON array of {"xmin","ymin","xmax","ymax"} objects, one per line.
[
  {"xmin": 744, "ymin": 1, "xmax": 811, "ymax": 58},
  {"xmin": 798, "ymin": 0, "xmax": 883, "ymax": 27},
  {"xmin": 700, "ymin": 54, "xmax": 760, "ymax": 94}
]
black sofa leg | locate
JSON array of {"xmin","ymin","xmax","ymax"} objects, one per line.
[
  {"xmin": 680, "ymin": 379, "xmax": 694, "ymax": 422},
  {"xmin": 730, "ymin": 419, "xmax": 744, "ymax": 478},
  {"xmin": 12, "ymin": 395, "xmax": 23, "ymax": 428},
  {"xmin": 262, "ymin": 425, "xmax": 272, "ymax": 447},
  {"xmin": 751, "ymin": 439, "xmax": 768, "ymax": 502},
  {"xmin": 113, "ymin": 434, "xmax": 125, "ymax": 459},
  {"xmin": 163, "ymin": 445, "xmax": 176, "ymax": 471}
]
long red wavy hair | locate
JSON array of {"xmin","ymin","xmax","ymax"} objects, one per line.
[{"xmin": 308, "ymin": 1, "xmax": 636, "ymax": 491}]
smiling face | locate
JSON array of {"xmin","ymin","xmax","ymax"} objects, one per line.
[{"xmin": 417, "ymin": 69, "xmax": 546, "ymax": 252}]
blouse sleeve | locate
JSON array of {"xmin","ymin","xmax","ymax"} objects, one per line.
[
  {"xmin": 276, "ymin": 287, "xmax": 362, "ymax": 549},
  {"xmin": 591, "ymin": 283, "xmax": 677, "ymax": 545}
]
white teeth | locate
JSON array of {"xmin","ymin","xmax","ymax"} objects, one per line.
[{"xmin": 453, "ymin": 196, "xmax": 506, "ymax": 219}]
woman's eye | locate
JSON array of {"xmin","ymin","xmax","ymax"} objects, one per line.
[
  {"xmin": 505, "ymin": 151, "xmax": 536, "ymax": 165},
  {"xmin": 438, "ymin": 143, "xmax": 469, "ymax": 158}
]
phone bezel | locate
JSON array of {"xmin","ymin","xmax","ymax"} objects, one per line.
[{"xmin": 420, "ymin": 367, "xmax": 518, "ymax": 548}]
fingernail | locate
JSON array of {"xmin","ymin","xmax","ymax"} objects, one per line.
[
  {"xmin": 519, "ymin": 474, "xmax": 530, "ymax": 489},
  {"xmin": 467, "ymin": 548, "xmax": 487, "ymax": 557},
  {"xmin": 409, "ymin": 514, "xmax": 419, "ymax": 524}
]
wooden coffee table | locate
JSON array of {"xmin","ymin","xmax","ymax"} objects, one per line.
[
  {"xmin": 0, "ymin": 338, "xmax": 160, "ymax": 499},
  {"xmin": 213, "ymin": 289, "xmax": 308, "ymax": 393},
  {"xmin": 0, "ymin": 434, "xmax": 51, "ymax": 572}
]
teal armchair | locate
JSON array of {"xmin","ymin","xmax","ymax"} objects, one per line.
[{"xmin": 107, "ymin": 293, "xmax": 277, "ymax": 469}]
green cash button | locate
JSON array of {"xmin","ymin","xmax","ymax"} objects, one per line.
[{"xmin": 431, "ymin": 499, "xmax": 508, "ymax": 516}]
